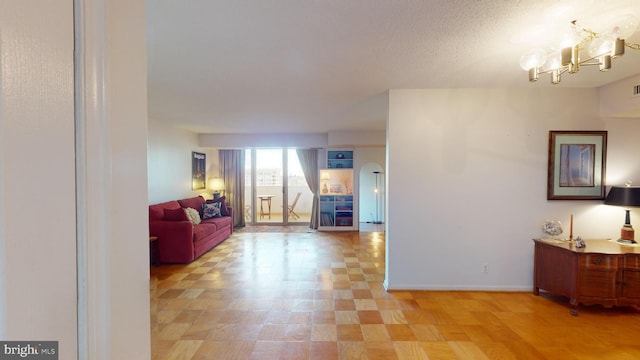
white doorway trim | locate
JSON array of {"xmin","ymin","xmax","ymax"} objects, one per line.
[{"xmin": 75, "ymin": 0, "xmax": 112, "ymax": 358}]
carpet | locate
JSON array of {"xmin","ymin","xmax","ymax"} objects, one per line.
[{"xmin": 234, "ymin": 225, "xmax": 315, "ymax": 233}]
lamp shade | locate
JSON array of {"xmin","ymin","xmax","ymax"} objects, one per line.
[
  {"xmin": 208, "ymin": 177, "xmax": 225, "ymax": 191},
  {"xmin": 604, "ymin": 186, "xmax": 640, "ymax": 207}
]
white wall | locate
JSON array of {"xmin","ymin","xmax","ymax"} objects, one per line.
[
  {"xmin": 386, "ymin": 87, "xmax": 640, "ymax": 291},
  {"xmin": 0, "ymin": 1, "xmax": 77, "ymax": 355},
  {"xmin": 199, "ymin": 133, "xmax": 328, "ymax": 148},
  {"xmin": 148, "ymin": 119, "xmax": 218, "ymax": 204},
  {"xmin": 599, "ymin": 74, "xmax": 640, "ymax": 117},
  {"xmin": 198, "ymin": 131, "xmax": 385, "ymax": 149},
  {"xmin": 329, "ymin": 131, "xmax": 385, "ymax": 147}
]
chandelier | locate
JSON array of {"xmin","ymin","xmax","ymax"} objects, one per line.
[{"xmin": 520, "ymin": 16, "xmax": 640, "ymax": 84}]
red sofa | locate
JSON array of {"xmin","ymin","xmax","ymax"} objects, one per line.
[{"xmin": 149, "ymin": 195, "xmax": 233, "ymax": 263}]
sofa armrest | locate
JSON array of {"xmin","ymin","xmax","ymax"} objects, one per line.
[{"xmin": 149, "ymin": 220, "xmax": 194, "ymax": 263}]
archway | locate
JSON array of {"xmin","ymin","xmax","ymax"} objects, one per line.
[{"xmin": 359, "ymin": 162, "xmax": 385, "ymax": 225}]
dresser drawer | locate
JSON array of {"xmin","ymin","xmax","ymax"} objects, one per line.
[
  {"xmin": 579, "ymin": 269, "xmax": 618, "ymax": 298},
  {"xmin": 580, "ymin": 254, "xmax": 618, "ymax": 271},
  {"xmin": 623, "ymin": 255, "xmax": 640, "ymax": 270},
  {"xmin": 622, "ymin": 271, "xmax": 640, "ymax": 299}
]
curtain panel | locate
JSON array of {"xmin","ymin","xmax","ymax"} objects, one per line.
[
  {"xmin": 219, "ymin": 150, "xmax": 245, "ymax": 227},
  {"xmin": 296, "ymin": 149, "xmax": 319, "ymax": 229}
]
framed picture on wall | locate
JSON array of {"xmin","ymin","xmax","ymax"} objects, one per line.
[
  {"xmin": 192, "ymin": 151, "xmax": 206, "ymax": 190},
  {"xmin": 547, "ymin": 131, "xmax": 607, "ymax": 200}
]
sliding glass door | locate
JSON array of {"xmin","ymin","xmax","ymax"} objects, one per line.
[
  {"xmin": 256, "ymin": 149, "xmax": 282, "ymax": 223},
  {"xmin": 244, "ymin": 148, "xmax": 313, "ymax": 225}
]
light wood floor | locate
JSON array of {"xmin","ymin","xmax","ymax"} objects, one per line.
[{"xmin": 150, "ymin": 229, "xmax": 640, "ymax": 359}]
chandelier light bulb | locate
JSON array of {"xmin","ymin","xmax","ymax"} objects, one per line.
[
  {"xmin": 588, "ymin": 33, "xmax": 615, "ymax": 57},
  {"xmin": 557, "ymin": 23, "xmax": 583, "ymax": 48},
  {"xmin": 542, "ymin": 52, "xmax": 563, "ymax": 71},
  {"xmin": 520, "ymin": 48, "xmax": 546, "ymax": 71},
  {"xmin": 613, "ymin": 14, "xmax": 640, "ymax": 39}
]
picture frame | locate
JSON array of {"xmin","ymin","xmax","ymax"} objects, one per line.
[
  {"xmin": 547, "ymin": 131, "xmax": 607, "ymax": 200},
  {"xmin": 192, "ymin": 151, "xmax": 206, "ymax": 190}
]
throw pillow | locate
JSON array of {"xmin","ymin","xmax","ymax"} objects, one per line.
[
  {"xmin": 184, "ymin": 207, "xmax": 201, "ymax": 225},
  {"xmin": 163, "ymin": 207, "xmax": 189, "ymax": 221},
  {"xmin": 202, "ymin": 202, "xmax": 221, "ymax": 219},
  {"xmin": 206, "ymin": 196, "xmax": 229, "ymax": 216}
]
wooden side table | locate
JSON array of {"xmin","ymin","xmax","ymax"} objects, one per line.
[
  {"xmin": 258, "ymin": 195, "xmax": 273, "ymax": 220},
  {"xmin": 149, "ymin": 236, "xmax": 159, "ymax": 266}
]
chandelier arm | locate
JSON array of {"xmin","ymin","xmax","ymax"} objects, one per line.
[
  {"xmin": 578, "ymin": 54, "xmax": 604, "ymax": 66},
  {"xmin": 627, "ymin": 42, "xmax": 640, "ymax": 50},
  {"xmin": 572, "ymin": 22, "xmax": 598, "ymax": 45},
  {"xmin": 538, "ymin": 68, "xmax": 568, "ymax": 76},
  {"xmin": 580, "ymin": 62, "xmax": 603, "ymax": 67}
]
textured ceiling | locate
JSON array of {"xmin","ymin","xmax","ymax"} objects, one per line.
[{"xmin": 147, "ymin": 0, "xmax": 640, "ymax": 134}]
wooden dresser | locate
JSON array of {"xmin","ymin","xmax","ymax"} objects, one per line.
[{"xmin": 533, "ymin": 238, "xmax": 640, "ymax": 315}]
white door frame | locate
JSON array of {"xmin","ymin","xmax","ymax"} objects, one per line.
[{"xmin": 75, "ymin": 0, "xmax": 112, "ymax": 358}]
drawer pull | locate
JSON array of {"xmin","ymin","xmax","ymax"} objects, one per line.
[{"xmin": 592, "ymin": 258, "xmax": 602, "ymax": 265}]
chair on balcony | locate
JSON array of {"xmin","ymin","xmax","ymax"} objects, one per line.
[{"xmin": 288, "ymin": 192, "xmax": 301, "ymax": 220}]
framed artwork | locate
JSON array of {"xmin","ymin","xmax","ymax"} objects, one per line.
[
  {"xmin": 547, "ymin": 131, "xmax": 607, "ymax": 200},
  {"xmin": 192, "ymin": 151, "xmax": 206, "ymax": 190}
]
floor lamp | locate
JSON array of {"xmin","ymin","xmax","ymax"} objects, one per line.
[{"xmin": 373, "ymin": 171, "xmax": 383, "ymax": 224}]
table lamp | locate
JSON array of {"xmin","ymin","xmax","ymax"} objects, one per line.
[
  {"xmin": 604, "ymin": 184, "xmax": 640, "ymax": 244},
  {"xmin": 208, "ymin": 177, "xmax": 225, "ymax": 199}
]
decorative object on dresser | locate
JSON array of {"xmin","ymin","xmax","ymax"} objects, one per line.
[
  {"xmin": 604, "ymin": 182, "xmax": 640, "ymax": 244},
  {"xmin": 547, "ymin": 131, "xmax": 607, "ymax": 200},
  {"xmin": 533, "ymin": 238, "xmax": 640, "ymax": 316},
  {"xmin": 542, "ymin": 220, "xmax": 563, "ymax": 239}
]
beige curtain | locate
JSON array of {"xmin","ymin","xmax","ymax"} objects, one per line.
[
  {"xmin": 296, "ymin": 148, "xmax": 319, "ymax": 229},
  {"xmin": 219, "ymin": 150, "xmax": 245, "ymax": 227}
]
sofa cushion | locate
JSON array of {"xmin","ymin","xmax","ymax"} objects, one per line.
[
  {"xmin": 206, "ymin": 196, "xmax": 229, "ymax": 216},
  {"xmin": 201, "ymin": 215, "xmax": 232, "ymax": 228},
  {"xmin": 164, "ymin": 207, "xmax": 189, "ymax": 221},
  {"xmin": 149, "ymin": 200, "xmax": 181, "ymax": 221},
  {"xmin": 185, "ymin": 207, "xmax": 202, "ymax": 224},
  {"xmin": 178, "ymin": 196, "xmax": 206, "ymax": 216},
  {"xmin": 193, "ymin": 222, "xmax": 217, "ymax": 243},
  {"xmin": 202, "ymin": 202, "xmax": 221, "ymax": 219}
]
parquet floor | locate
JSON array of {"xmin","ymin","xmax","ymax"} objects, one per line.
[{"xmin": 150, "ymin": 228, "xmax": 640, "ymax": 359}]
